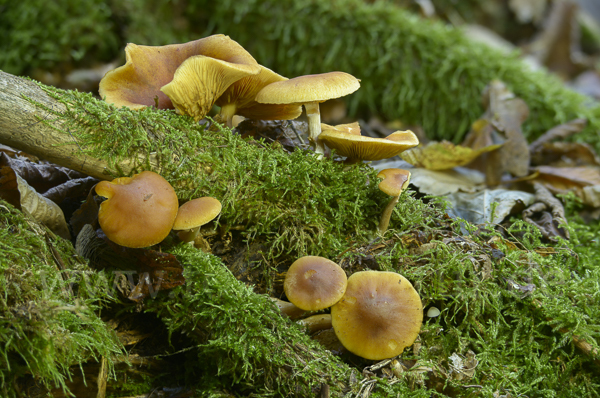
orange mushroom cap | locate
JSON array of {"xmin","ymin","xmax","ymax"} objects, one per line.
[
  {"xmin": 172, "ymin": 197, "xmax": 222, "ymax": 231},
  {"xmin": 377, "ymin": 168, "xmax": 411, "ymax": 197},
  {"xmin": 331, "ymin": 271, "xmax": 423, "ymax": 360},
  {"xmin": 95, "ymin": 171, "xmax": 179, "ymax": 248},
  {"xmin": 99, "ymin": 34, "xmax": 258, "ymax": 110},
  {"xmin": 284, "ymin": 256, "xmax": 347, "ymax": 311}
]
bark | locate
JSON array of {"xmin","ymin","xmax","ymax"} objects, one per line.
[{"xmin": 0, "ymin": 71, "xmax": 154, "ymax": 180}]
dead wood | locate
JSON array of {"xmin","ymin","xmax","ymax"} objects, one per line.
[{"xmin": 0, "ymin": 71, "xmax": 153, "ymax": 179}]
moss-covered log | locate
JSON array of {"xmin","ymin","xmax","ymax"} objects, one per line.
[{"xmin": 0, "ymin": 202, "xmax": 123, "ymax": 397}]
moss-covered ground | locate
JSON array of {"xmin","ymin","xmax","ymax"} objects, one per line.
[
  {"xmin": 2, "ymin": 83, "xmax": 596, "ymax": 396},
  {"xmin": 2, "ymin": 0, "xmax": 600, "ymax": 395}
]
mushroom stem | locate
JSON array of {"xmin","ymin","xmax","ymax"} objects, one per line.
[
  {"xmin": 270, "ymin": 297, "xmax": 307, "ymax": 319},
  {"xmin": 297, "ymin": 314, "xmax": 333, "ymax": 334},
  {"xmin": 304, "ymin": 102, "xmax": 325, "ymax": 155},
  {"xmin": 219, "ymin": 103, "xmax": 238, "ymax": 128},
  {"xmin": 177, "ymin": 226, "xmax": 200, "ymax": 243},
  {"xmin": 378, "ymin": 195, "xmax": 400, "ymax": 234}
]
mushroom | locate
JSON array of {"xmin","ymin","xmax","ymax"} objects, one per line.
[
  {"xmin": 160, "ymin": 55, "xmax": 261, "ymax": 121},
  {"xmin": 255, "ymin": 72, "xmax": 361, "ymax": 155},
  {"xmin": 331, "ymin": 271, "xmax": 423, "ymax": 360},
  {"xmin": 270, "ymin": 297, "xmax": 307, "ymax": 319},
  {"xmin": 216, "ymin": 65, "xmax": 302, "ymax": 128},
  {"xmin": 99, "ymin": 34, "xmax": 259, "ymax": 110},
  {"xmin": 319, "ymin": 129, "xmax": 419, "ymax": 164},
  {"xmin": 172, "ymin": 197, "xmax": 222, "ymax": 243},
  {"xmin": 320, "ymin": 121, "xmax": 361, "ymax": 136},
  {"xmin": 95, "ymin": 171, "xmax": 179, "ymax": 248},
  {"xmin": 284, "ymin": 256, "xmax": 347, "ymax": 311},
  {"xmin": 297, "ymin": 314, "xmax": 333, "ymax": 334},
  {"xmin": 376, "ymin": 168, "xmax": 411, "ymax": 234}
]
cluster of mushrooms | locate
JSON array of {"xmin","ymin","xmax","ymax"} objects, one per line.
[
  {"xmin": 276, "ymin": 256, "xmax": 423, "ymax": 361},
  {"xmin": 97, "ymin": 34, "xmax": 425, "ymax": 361},
  {"xmin": 98, "ymin": 34, "xmax": 419, "ymax": 158},
  {"xmin": 95, "ymin": 171, "xmax": 221, "ymax": 248}
]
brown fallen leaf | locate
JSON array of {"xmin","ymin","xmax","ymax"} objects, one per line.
[
  {"xmin": 462, "ymin": 81, "xmax": 530, "ymax": 186},
  {"xmin": 401, "ymin": 140, "xmax": 502, "ymax": 170},
  {"xmin": 523, "ymin": 0, "xmax": 590, "ymax": 79},
  {"xmin": 532, "ymin": 165, "xmax": 600, "ymax": 206},
  {"xmin": 523, "ymin": 183, "xmax": 569, "ymax": 241},
  {"xmin": 0, "ymin": 166, "xmax": 71, "ymax": 239},
  {"xmin": 0, "ymin": 152, "xmax": 87, "ymax": 194},
  {"xmin": 529, "ymin": 118, "xmax": 596, "ymax": 166}
]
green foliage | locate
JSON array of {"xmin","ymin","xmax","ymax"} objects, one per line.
[
  {"xmin": 0, "ymin": 0, "xmax": 119, "ymax": 75},
  {"xmin": 0, "ymin": 202, "xmax": 123, "ymax": 397}
]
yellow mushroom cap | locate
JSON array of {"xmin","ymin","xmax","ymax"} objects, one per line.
[
  {"xmin": 160, "ymin": 55, "xmax": 261, "ymax": 121},
  {"xmin": 331, "ymin": 271, "xmax": 423, "ymax": 360},
  {"xmin": 284, "ymin": 256, "xmax": 348, "ymax": 311},
  {"xmin": 321, "ymin": 121, "xmax": 362, "ymax": 136},
  {"xmin": 99, "ymin": 34, "xmax": 259, "ymax": 110},
  {"xmin": 255, "ymin": 71, "xmax": 360, "ymax": 105},
  {"xmin": 319, "ymin": 130, "xmax": 419, "ymax": 161},
  {"xmin": 216, "ymin": 65, "xmax": 302, "ymax": 121},
  {"xmin": 172, "ymin": 197, "xmax": 222, "ymax": 231},
  {"xmin": 377, "ymin": 169, "xmax": 411, "ymax": 197},
  {"xmin": 95, "ymin": 171, "xmax": 179, "ymax": 248}
]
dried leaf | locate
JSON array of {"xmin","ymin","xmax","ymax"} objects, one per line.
[
  {"xmin": 484, "ymin": 80, "xmax": 530, "ymax": 177},
  {"xmin": 444, "ymin": 189, "xmax": 535, "ymax": 225},
  {"xmin": 529, "ymin": 118, "xmax": 587, "ymax": 153},
  {"xmin": 524, "ymin": 0, "xmax": 589, "ymax": 79},
  {"xmin": 523, "ymin": 182, "xmax": 569, "ymax": 241},
  {"xmin": 531, "ymin": 142, "xmax": 600, "ymax": 167},
  {"xmin": 43, "ymin": 176, "xmax": 99, "ymax": 204},
  {"xmin": 405, "ymin": 166, "xmax": 486, "ymax": 196},
  {"xmin": 0, "ymin": 167, "xmax": 71, "ymax": 239},
  {"xmin": 532, "ymin": 165, "xmax": 600, "ymax": 206},
  {"xmin": 462, "ymin": 81, "xmax": 530, "ymax": 185},
  {"xmin": 0, "ymin": 152, "xmax": 86, "ymax": 194},
  {"xmin": 401, "ymin": 140, "xmax": 502, "ymax": 170}
]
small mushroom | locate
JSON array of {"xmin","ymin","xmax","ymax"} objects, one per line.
[
  {"xmin": 255, "ymin": 72, "xmax": 360, "ymax": 155},
  {"xmin": 331, "ymin": 271, "xmax": 423, "ymax": 360},
  {"xmin": 160, "ymin": 56, "xmax": 261, "ymax": 121},
  {"xmin": 376, "ymin": 168, "xmax": 411, "ymax": 234},
  {"xmin": 172, "ymin": 197, "xmax": 222, "ymax": 243},
  {"xmin": 99, "ymin": 34, "xmax": 259, "ymax": 110},
  {"xmin": 284, "ymin": 256, "xmax": 347, "ymax": 311},
  {"xmin": 216, "ymin": 65, "xmax": 302, "ymax": 128},
  {"xmin": 319, "ymin": 129, "xmax": 419, "ymax": 163},
  {"xmin": 95, "ymin": 171, "xmax": 179, "ymax": 248}
]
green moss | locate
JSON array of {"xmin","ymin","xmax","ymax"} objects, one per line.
[
  {"xmin": 0, "ymin": 201, "xmax": 124, "ymax": 397},
  {"xmin": 0, "ymin": 0, "xmax": 119, "ymax": 75}
]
